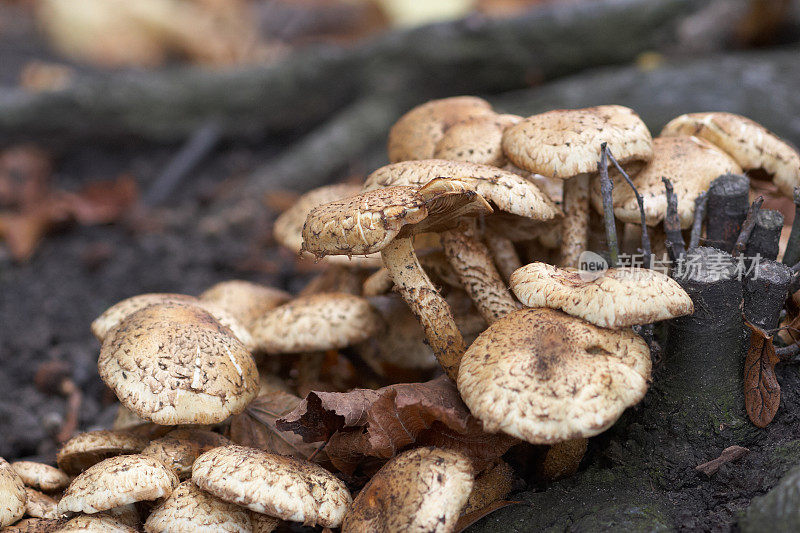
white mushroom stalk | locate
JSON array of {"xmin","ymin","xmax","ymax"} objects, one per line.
[
  {"xmin": 560, "ymin": 174, "xmax": 590, "ymax": 267},
  {"xmin": 484, "ymin": 231, "xmax": 523, "ymax": 282}
]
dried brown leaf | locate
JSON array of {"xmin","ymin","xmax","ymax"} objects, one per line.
[
  {"xmin": 744, "ymin": 323, "xmax": 781, "ymax": 428},
  {"xmin": 695, "ymin": 445, "xmax": 750, "ymax": 476},
  {"xmin": 65, "ymin": 175, "xmax": 138, "ymax": 225}
]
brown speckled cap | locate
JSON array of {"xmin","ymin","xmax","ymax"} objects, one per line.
[
  {"xmin": 141, "ymin": 429, "xmax": 230, "ymax": 480},
  {"xmin": 2, "ymin": 517, "xmax": 65, "ymax": 532},
  {"xmin": 98, "ymin": 303, "xmax": 259, "ymax": 425},
  {"xmin": 302, "ymin": 178, "xmax": 492, "ymax": 258},
  {"xmin": 199, "ymin": 280, "xmax": 290, "ymax": 330},
  {"xmin": 363, "ymin": 159, "xmax": 561, "ymax": 221},
  {"xmin": 589, "ymin": 136, "xmax": 741, "ymax": 228},
  {"xmin": 58, "ymin": 455, "xmax": 179, "ymax": 515},
  {"xmin": 192, "ymin": 445, "xmax": 351, "ymax": 528},
  {"xmin": 510, "ymin": 262, "xmax": 694, "ymax": 328},
  {"xmin": 462, "ymin": 460, "xmax": 514, "ymax": 515},
  {"xmin": 251, "ymin": 292, "xmax": 381, "ymax": 354},
  {"xmin": 57, "ymin": 513, "xmax": 138, "ymax": 532},
  {"xmin": 56, "ymin": 431, "xmax": 148, "ymax": 476},
  {"xmin": 144, "ymin": 480, "xmax": 276, "ymax": 533},
  {"xmin": 24, "ymin": 488, "xmax": 58, "ymax": 519},
  {"xmin": 502, "ymin": 105, "xmax": 653, "ymax": 178},
  {"xmin": 660, "ymin": 112, "xmax": 800, "ymax": 197},
  {"xmin": 10, "ymin": 462, "xmax": 69, "ymax": 493},
  {"xmin": 433, "ymin": 114, "xmax": 521, "ymax": 166},
  {"xmin": 0, "ymin": 457, "xmax": 27, "ymax": 527},
  {"xmin": 457, "ymin": 308, "xmax": 652, "ymax": 444},
  {"xmin": 388, "ymin": 96, "xmax": 495, "ymax": 162},
  {"xmin": 342, "ymin": 446, "xmax": 474, "ymax": 533}
]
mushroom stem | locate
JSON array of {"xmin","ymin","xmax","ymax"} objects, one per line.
[
  {"xmin": 559, "ymin": 174, "xmax": 590, "ymax": 268},
  {"xmin": 597, "ymin": 143, "xmax": 619, "ymax": 268},
  {"xmin": 605, "ymin": 146, "xmax": 651, "ymax": 267},
  {"xmin": 362, "ymin": 268, "xmax": 394, "ymax": 297},
  {"xmin": 783, "ymin": 187, "xmax": 800, "ymax": 265},
  {"xmin": 745, "ymin": 209, "xmax": 783, "ymax": 262},
  {"xmin": 381, "ymin": 237, "xmax": 465, "ymax": 381},
  {"xmin": 441, "ymin": 220, "xmax": 518, "ymax": 324},
  {"xmin": 688, "ymin": 192, "xmax": 708, "ymax": 250},
  {"xmin": 662, "ymin": 178, "xmax": 686, "ymax": 260},
  {"xmin": 298, "ymin": 265, "xmax": 362, "ymax": 297},
  {"xmin": 706, "ymin": 173, "xmax": 750, "ymax": 254},
  {"xmin": 484, "ymin": 233, "xmax": 523, "ymax": 282},
  {"xmin": 732, "ymin": 196, "xmax": 764, "ymax": 258}
]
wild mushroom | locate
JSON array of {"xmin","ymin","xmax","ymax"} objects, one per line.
[
  {"xmin": 502, "ymin": 105, "xmax": 653, "ymax": 267},
  {"xmin": 199, "ymin": 280, "xmax": 290, "ymax": 331},
  {"xmin": 57, "ymin": 455, "xmax": 179, "ymax": 515},
  {"xmin": 342, "ymin": 446, "xmax": 474, "ymax": 533},
  {"xmin": 192, "ymin": 445, "xmax": 352, "ymax": 528},
  {"xmin": 140, "ymin": 429, "xmax": 230, "ymax": 479},
  {"xmin": 2, "ymin": 517, "xmax": 64, "ymax": 532},
  {"xmin": 0, "ymin": 457, "xmax": 27, "ymax": 527},
  {"xmin": 10, "ymin": 462, "xmax": 69, "ymax": 493},
  {"xmin": 23, "ymin": 488, "xmax": 58, "ymax": 519},
  {"xmin": 57, "ymin": 513, "xmax": 138, "ymax": 532},
  {"xmin": 302, "ymin": 178, "xmax": 492, "ymax": 380},
  {"xmin": 97, "ymin": 302, "xmax": 259, "ymax": 425},
  {"xmin": 461, "ymin": 460, "xmax": 515, "ymax": 515},
  {"xmin": 56, "ymin": 430, "xmax": 148, "ymax": 476},
  {"xmin": 457, "ymin": 308, "xmax": 652, "ymax": 444},
  {"xmin": 433, "ymin": 114, "xmax": 522, "ymax": 166}
]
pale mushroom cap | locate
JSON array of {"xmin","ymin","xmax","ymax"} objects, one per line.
[
  {"xmin": 510, "ymin": 262, "xmax": 694, "ymax": 328},
  {"xmin": 192, "ymin": 445, "xmax": 352, "ymax": 528},
  {"xmin": 144, "ymin": 481, "xmax": 256, "ymax": 533},
  {"xmin": 98, "ymin": 303, "xmax": 259, "ymax": 425},
  {"xmin": 251, "ymin": 293, "xmax": 381, "ymax": 354},
  {"xmin": 342, "ymin": 446, "xmax": 474, "ymax": 533},
  {"xmin": 433, "ymin": 114, "xmax": 521, "ymax": 166},
  {"xmin": 57, "ymin": 455, "xmax": 179, "ymax": 515},
  {"xmin": 660, "ymin": 112, "xmax": 800, "ymax": 197},
  {"xmin": 0, "ymin": 458, "xmax": 27, "ymax": 527},
  {"xmin": 57, "ymin": 513, "xmax": 138, "ymax": 532},
  {"xmin": 273, "ymin": 183, "xmax": 382, "ymax": 268},
  {"xmin": 10, "ymin": 462, "xmax": 69, "ymax": 492},
  {"xmin": 388, "ymin": 96, "xmax": 495, "ymax": 162},
  {"xmin": 141, "ymin": 429, "xmax": 230, "ymax": 479},
  {"xmin": 457, "ymin": 308, "xmax": 652, "ymax": 444},
  {"xmin": 199, "ymin": 281, "xmax": 291, "ymax": 329},
  {"xmin": 363, "ymin": 160, "xmax": 561, "ymax": 221},
  {"xmin": 57, "ymin": 430, "xmax": 148, "ymax": 476},
  {"xmin": 502, "ymin": 105, "xmax": 653, "ymax": 178},
  {"xmin": 2, "ymin": 517, "xmax": 64, "ymax": 532},
  {"xmin": 589, "ymin": 136, "xmax": 742, "ymax": 228},
  {"xmin": 302, "ymin": 179, "xmax": 492, "ymax": 257},
  {"xmin": 24, "ymin": 488, "xmax": 58, "ymax": 519}
]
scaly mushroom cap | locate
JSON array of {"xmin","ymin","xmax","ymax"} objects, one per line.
[
  {"xmin": 457, "ymin": 308, "xmax": 652, "ymax": 444},
  {"xmin": 510, "ymin": 262, "xmax": 694, "ymax": 328},
  {"xmin": 433, "ymin": 114, "xmax": 522, "ymax": 166},
  {"xmin": 10, "ymin": 462, "xmax": 69, "ymax": 492},
  {"xmin": 24, "ymin": 488, "xmax": 58, "ymax": 519},
  {"xmin": 251, "ymin": 293, "xmax": 381, "ymax": 354},
  {"xmin": 2, "ymin": 517, "xmax": 65, "ymax": 532},
  {"xmin": 98, "ymin": 303, "xmax": 259, "ymax": 425},
  {"xmin": 342, "ymin": 446, "xmax": 474, "ymax": 533},
  {"xmin": 192, "ymin": 445, "xmax": 352, "ymax": 528},
  {"xmin": 660, "ymin": 112, "xmax": 800, "ymax": 197},
  {"xmin": 589, "ymin": 136, "xmax": 742, "ymax": 228},
  {"xmin": 141, "ymin": 429, "xmax": 230, "ymax": 479},
  {"xmin": 0, "ymin": 458, "xmax": 27, "ymax": 527},
  {"xmin": 57, "ymin": 431, "xmax": 148, "ymax": 476},
  {"xmin": 388, "ymin": 96, "xmax": 495, "ymax": 162},
  {"xmin": 302, "ymin": 178, "xmax": 492, "ymax": 257},
  {"xmin": 502, "ymin": 105, "xmax": 653, "ymax": 178},
  {"xmin": 57, "ymin": 455, "xmax": 179, "ymax": 515},
  {"xmin": 273, "ymin": 183, "xmax": 382, "ymax": 268},
  {"xmin": 199, "ymin": 281, "xmax": 290, "ymax": 330},
  {"xmin": 57, "ymin": 513, "xmax": 138, "ymax": 532},
  {"xmin": 363, "ymin": 160, "xmax": 561, "ymax": 221},
  {"xmin": 144, "ymin": 481, "xmax": 275, "ymax": 533}
]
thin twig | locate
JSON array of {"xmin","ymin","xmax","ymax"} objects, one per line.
[
  {"xmin": 732, "ymin": 196, "xmax": 764, "ymax": 258},
  {"xmin": 776, "ymin": 342, "xmax": 800, "ymax": 361},
  {"xmin": 689, "ymin": 192, "xmax": 708, "ymax": 250},
  {"xmin": 605, "ymin": 147, "xmax": 651, "ymax": 267},
  {"xmin": 783, "ymin": 187, "xmax": 800, "ymax": 265},
  {"xmin": 597, "ymin": 142, "xmax": 619, "ymax": 268},
  {"xmin": 662, "ymin": 177, "xmax": 686, "ymax": 260}
]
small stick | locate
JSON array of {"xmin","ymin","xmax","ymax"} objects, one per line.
[
  {"xmin": 689, "ymin": 192, "xmax": 708, "ymax": 250},
  {"xmin": 605, "ymin": 146, "xmax": 651, "ymax": 267},
  {"xmin": 782, "ymin": 187, "xmax": 800, "ymax": 265},
  {"xmin": 746, "ymin": 209, "xmax": 784, "ymax": 262},
  {"xmin": 776, "ymin": 342, "xmax": 800, "ymax": 361},
  {"xmin": 732, "ymin": 196, "xmax": 764, "ymax": 258},
  {"xmin": 662, "ymin": 177, "xmax": 686, "ymax": 260},
  {"xmin": 706, "ymin": 173, "xmax": 750, "ymax": 253},
  {"xmin": 598, "ymin": 142, "xmax": 619, "ymax": 268}
]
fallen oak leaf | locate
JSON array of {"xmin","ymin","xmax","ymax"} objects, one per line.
[
  {"xmin": 695, "ymin": 445, "xmax": 750, "ymax": 476},
  {"xmin": 744, "ymin": 322, "xmax": 781, "ymax": 428}
]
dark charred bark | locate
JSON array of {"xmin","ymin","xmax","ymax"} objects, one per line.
[
  {"xmin": 743, "ymin": 259, "xmax": 792, "ymax": 332},
  {"xmin": 706, "ymin": 174, "xmax": 751, "ymax": 254},
  {"xmin": 745, "ymin": 209, "xmax": 784, "ymax": 262}
]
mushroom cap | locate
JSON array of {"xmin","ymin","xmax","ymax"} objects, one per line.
[
  {"xmin": 273, "ymin": 183, "xmax": 382, "ymax": 268},
  {"xmin": 10, "ymin": 462, "xmax": 69, "ymax": 492},
  {"xmin": 192, "ymin": 445, "xmax": 352, "ymax": 528},
  {"xmin": 388, "ymin": 96, "xmax": 495, "ymax": 162},
  {"xmin": 57, "ymin": 455, "xmax": 179, "ymax": 515},
  {"xmin": 98, "ymin": 303, "xmax": 259, "ymax": 425},
  {"xmin": 57, "ymin": 513, "xmax": 138, "ymax": 532},
  {"xmin": 433, "ymin": 114, "xmax": 521, "ymax": 166},
  {"xmin": 302, "ymin": 178, "xmax": 492, "ymax": 257},
  {"xmin": 57, "ymin": 430, "xmax": 148, "ymax": 476},
  {"xmin": 199, "ymin": 281, "xmax": 290, "ymax": 330},
  {"xmin": 363, "ymin": 160, "xmax": 561, "ymax": 221},
  {"xmin": 0, "ymin": 457, "xmax": 27, "ymax": 527},
  {"xmin": 660, "ymin": 112, "xmax": 800, "ymax": 197},
  {"xmin": 251, "ymin": 293, "xmax": 382, "ymax": 354},
  {"xmin": 502, "ymin": 105, "xmax": 653, "ymax": 179},
  {"xmin": 589, "ymin": 136, "xmax": 742, "ymax": 228},
  {"xmin": 510, "ymin": 262, "xmax": 694, "ymax": 328},
  {"xmin": 342, "ymin": 446, "xmax": 474, "ymax": 533},
  {"xmin": 24, "ymin": 488, "xmax": 58, "ymax": 519},
  {"xmin": 141, "ymin": 429, "xmax": 230, "ymax": 479},
  {"xmin": 462, "ymin": 460, "xmax": 515, "ymax": 515},
  {"xmin": 144, "ymin": 481, "xmax": 266, "ymax": 533},
  {"xmin": 457, "ymin": 308, "xmax": 652, "ymax": 444},
  {"xmin": 2, "ymin": 517, "xmax": 64, "ymax": 532}
]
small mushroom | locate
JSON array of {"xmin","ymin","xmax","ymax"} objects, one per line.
[
  {"xmin": 509, "ymin": 262, "xmax": 694, "ymax": 328},
  {"xmin": 98, "ymin": 302, "xmax": 259, "ymax": 425},
  {"xmin": 2, "ymin": 517, "xmax": 64, "ymax": 532},
  {"xmin": 23, "ymin": 488, "xmax": 58, "ymax": 519},
  {"xmin": 57, "ymin": 513, "xmax": 138, "ymax": 532},
  {"xmin": 461, "ymin": 460, "xmax": 515, "ymax": 515},
  {"xmin": 433, "ymin": 114, "xmax": 522, "ymax": 167},
  {"xmin": 457, "ymin": 308, "xmax": 652, "ymax": 444},
  {"xmin": 56, "ymin": 430, "xmax": 148, "ymax": 476},
  {"xmin": 57, "ymin": 455, "xmax": 179, "ymax": 515},
  {"xmin": 0, "ymin": 457, "xmax": 27, "ymax": 527},
  {"xmin": 10, "ymin": 462, "xmax": 69, "ymax": 493},
  {"xmin": 342, "ymin": 446, "xmax": 474, "ymax": 533},
  {"xmin": 140, "ymin": 429, "xmax": 230, "ymax": 479},
  {"xmin": 192, "ymin": 445, "xmax": 352, "ymax": 528},
  {"xmin": 199, "ymin": 280, "xmax": 290, "ymax": 331}
]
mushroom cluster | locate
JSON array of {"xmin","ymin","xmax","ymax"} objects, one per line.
[{"xmin": 4, "ymin": 99, "xmax": 799, "ymax": 532}]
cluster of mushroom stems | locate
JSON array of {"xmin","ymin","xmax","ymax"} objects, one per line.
[{"xmin": 2, "ymin": 98, "xmax": 800, "ymax": 532}]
